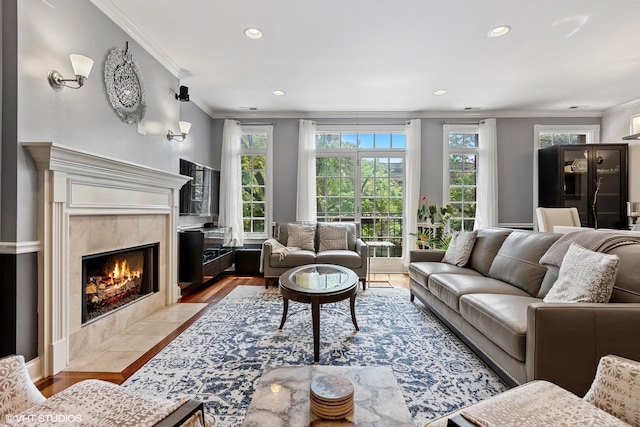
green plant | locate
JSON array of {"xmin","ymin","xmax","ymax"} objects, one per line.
[{"xmin": 413, "ymin": 197, "xmax": 454, "ymax": 249}]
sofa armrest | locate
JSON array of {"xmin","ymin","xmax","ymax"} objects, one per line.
[
  {"xmin": 409, "ymin": 249, "xmax": 446, "ymax": 263},
  {"xmin": 260, "ymin": 238, "xmax": 281, "ymax": 273},
  {"xmin": 356, "ymin": 238, "xmax": 369, "ymax": 258},
  {"xmin": 526, "ymin": 302, "xmax": 640, "ymax": 396}
]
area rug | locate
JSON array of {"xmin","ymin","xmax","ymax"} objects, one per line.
[{"xmin": 122, "ymin": 286, "xmax": 508, "ymax": 426}]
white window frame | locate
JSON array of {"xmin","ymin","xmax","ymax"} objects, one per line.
[
  {"xmin": 315, "ymin": 125, "xmax": 407, "ymax": 272},
  {"xmin": 240, "ymin": 125, "xmax": 273, "ymax": 241},
  {"xmin": 443, "ymin": 124, "xmax": 479, "ymax": 231},
  {"xmin": 532, "ymin": 124, "xmax": 600, "ymax": 227}
]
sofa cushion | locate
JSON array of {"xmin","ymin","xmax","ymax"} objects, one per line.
[
  {"xmin": 488, "ymin": 230, "xmax": 560, "ymax": 296},
  {"xmin": 317, "ymin": 222, "xmax": 358, "ymax": 251},
  {"xmin": 544, "ymin": 243, "xmax": 620, "ymax": 303},
  {"xmin": 316, "ymin": 250, "xmax": 362, "ymax": 269},
  {"xmin": 287, "ymin": 223, "xmax": 316, "ymax": 251},
  {"xmin": 269, "ymin": 250, "xmax": 316, "ymax": 268},
  {"xmin": 428, "ymin": 274, "xmax": 531, "ymax": 313},
  {"xmin": 275, "ymin": 222, "xmax": 316, "ymax": 245},
  {"xmin": 468, "ymin": 228, "xmax": 513, "ymax": 276},
  {"xmin": 442, "ymin": 230, "xmax": 478, "ymax": 267},
  {"xmin": 460, "ymin": 294, "xmax": 542, "ymax": 362},
  {"xmin": 583, "ymin": 355, "xmax": 640, "ymax": 426},
  {"xmin": 318, "ymin": 223, "xmax": 349, "ymax": 251},
  {"xmin": 408, "ymin": 262, "xmax": 482, "ymax": 288}
]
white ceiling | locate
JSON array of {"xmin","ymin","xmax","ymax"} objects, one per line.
[{"xmin": 93, "ymin": 0, "xmax": 640, "ymax": 117}]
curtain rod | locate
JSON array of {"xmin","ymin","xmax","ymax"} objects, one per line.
[
  {"xmin": 440, "ymin": 120, "xmax": 482, "ymax": 125},
  {"xmin": 314, "ymin": 123, "xmax": 407, "ymax": 127},
  {"xmin": 239, "ymin": 122, "xmax": 274, "ymax": 126}
]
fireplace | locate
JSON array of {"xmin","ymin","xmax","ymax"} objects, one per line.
[
  {"xmin": 82, "ymin": 243, "xmax": 159, "ymax": 324},
  {"xmin": 26, "ymin": 142, "xmax": 189, "ymax": 376}
]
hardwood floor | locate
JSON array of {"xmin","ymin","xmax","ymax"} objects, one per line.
[{"xmin": 35, "ymin": 273, "xmax": 410, "ymax": 397}]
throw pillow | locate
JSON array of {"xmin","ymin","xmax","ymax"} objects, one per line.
[
  {"xmin": 286, "ymin": 223, "xmax": 316, "ymax": 251},
  {"xmin": 318, "ymin": 224, "xmax": 349, "ymax": 251},
  {"xmin": 0, "ymin": 355, "xmax": 46, "ymax": 418},
  {"xmin": 442, "ymin": 230, "xmax": 478, "ymax": 267},
  {"xmin": 543, "ymin": 243, "xmax": 619, "ymax": 303},
  {"xmin": 584, "ymin": 355, "xmax": 640, "ymax": 426}
]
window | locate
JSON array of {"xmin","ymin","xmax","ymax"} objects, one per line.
[
  {"xmin": 315, "ymin": 127, "xmax": 406, "ymax": 261},
  {"xmin": 539, "ymin": 132, "xmax": 586, "ymax": 148},
  {"xmin": 444, "ymin": 125, "xmax": 478, "ymax": 231},
  {"xmin": 240, "ymin": 126, "xmax": 272, "ymax": 238}
]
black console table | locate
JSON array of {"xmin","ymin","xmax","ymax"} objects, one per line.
[{"xmin": 178, "ymin": 227, "xmax": 232, "ymax": 292}]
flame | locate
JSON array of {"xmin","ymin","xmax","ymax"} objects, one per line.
[{"xmin": 108, "ymin": 259, "xmax": 141, "ymax": 286}]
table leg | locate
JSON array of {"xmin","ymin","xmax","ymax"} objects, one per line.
[
  {"xmin": 350, "ymin": 295, "xmax": 359, "ymax": 331},
  {"xmin": 312, "ymin": 301, "xmax": 320, "ymax": 363},
  {"xmin": 278, "ymin": 297, "xmax": 289, "ymax": 330}
]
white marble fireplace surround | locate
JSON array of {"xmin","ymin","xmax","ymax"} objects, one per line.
[{"xmin": 25, "ymin": 142, "xmax": 189, "ymax": 378}]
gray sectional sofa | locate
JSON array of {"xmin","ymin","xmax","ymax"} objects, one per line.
[
  {"xmin": 261, "ymin": 222, "xmax": 368, "ymax": 288},
  {"xmin": 409, "ymin": 227, "xmax": 640, "ymax": 396}
]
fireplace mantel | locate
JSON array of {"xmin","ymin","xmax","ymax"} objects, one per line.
[{"xmin": 25, "ymin": 142, "xmax": 190, "ymax": 377}]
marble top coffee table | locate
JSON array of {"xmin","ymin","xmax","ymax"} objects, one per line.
[{"xmin": 242, "ymin": 365, "xmax": 414, "ymax": 427}]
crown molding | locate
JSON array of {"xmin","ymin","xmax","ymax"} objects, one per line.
[
  {"xmin": 90, "ymin": 0, "xmax": 183, "ymax": 78},
  {"xmin": 604, "ymin": 98, "xmax": 640, "ymax": 115},
  {"xmin": 207, "ymin": 109, "xmax": 604, "ymax": 120}
]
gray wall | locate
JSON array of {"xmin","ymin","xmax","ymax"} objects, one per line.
[
  {"xmin": 0, "ymin": 0, "xmax": 217, "ymax": 359},
  {"xmin": 212, "ymin": 116, "xmax": 602, "ymax": 227},
  {"xmin": 16, "ymin": 0, "xmax": 217, "ymax": 239},
  {"xmin": 603, "ymin": 103, "xmax": 640, "ymax": 202}
]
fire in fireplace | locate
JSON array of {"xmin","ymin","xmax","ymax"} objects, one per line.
[{"xmin": 82, "ymin": 243, "xmax": 159, "ymax": 324}]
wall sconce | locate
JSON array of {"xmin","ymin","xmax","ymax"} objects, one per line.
[
  {"xmin": 167, "ymin": 121, "xmax": 192, "ymax": 142},
  {"xmin": 48, "ymin": 54, "xmax": 94, "ymax": 90}
]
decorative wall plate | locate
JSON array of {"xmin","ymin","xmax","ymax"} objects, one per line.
[{"xmin": 104, "ymin": 43, "xmax": 146, "ymax": 124}]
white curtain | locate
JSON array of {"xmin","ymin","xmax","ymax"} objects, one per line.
[
  {"xmin": 219, "ymin": 119, "xmax": 244, "ymax": 246},
  {"xmin": 475, "ymin": 118, "xmax": 499, "ymax": 229},
  {"xmin": 403, "ymin": 119, "xmax": 422, "ymax": 267},
  {"xmin": 296, "ymin": 119, "xmax": 317, "ymax": 221}
]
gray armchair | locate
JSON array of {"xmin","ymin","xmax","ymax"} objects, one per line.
[{"xmin": 261, "ymin": 222, "xmax": 368, "ymax": 289}]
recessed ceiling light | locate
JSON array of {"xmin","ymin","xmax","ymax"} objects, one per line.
[
  {"xmin": 272, "ymin": 90, "xmax": 285, "ymax": 96},
  {"xmin": 433, "ymin": 89, "xmax": 447, "ymax": 96},
  {"xmin": 244, "ymin": 28, "xmax": 263, "ymax": 39},
  {"xmin": 488, "ymin": 25, "xmax": 511, "ymax": 38}
]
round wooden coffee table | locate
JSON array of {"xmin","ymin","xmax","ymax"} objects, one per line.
[{"xmin": 278, "ymin": 264, "xmax": 359, "ymax": 363}]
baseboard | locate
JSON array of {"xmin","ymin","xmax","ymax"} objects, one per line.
[{"xmin": 26, "ymin": 357, "xmax": 42, "ymax": 382}]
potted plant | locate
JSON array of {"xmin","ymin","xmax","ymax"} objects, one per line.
[{"xmin": 413, "ymin": 197, "xmax": 454, "ymax": 249}]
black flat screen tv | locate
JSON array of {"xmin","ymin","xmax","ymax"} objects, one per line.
[{"xmin": 179, "ymin": 159, "xmax": 220, "ymax": 223}]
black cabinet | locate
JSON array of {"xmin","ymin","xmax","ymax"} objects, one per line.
[
  {"xmin": 538, "ymin": 144, "xmax": 628, "ymax": 229},
  {"xmin": 179, "ymin": 228, "xmax": 232, "ymax": 290}
]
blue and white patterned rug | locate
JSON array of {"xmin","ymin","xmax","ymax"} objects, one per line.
[{"xmin": 122, "ymin": 286, "xmax": 508, "ymax": 426}]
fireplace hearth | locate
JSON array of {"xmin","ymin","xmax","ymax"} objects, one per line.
[{"xmin": 82, "ymin": 243, "xmax": 159, "ymax": 324}]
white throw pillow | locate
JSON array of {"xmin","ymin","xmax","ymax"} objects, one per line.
[
  {"xmin": 318, "ymin": 224, "xmax": 348, "ymax": 251},
  {"xmin": 584, "ymin": 355, "xmax": 640, "ymax": 427},
  {"xmin": 543, "ymin": 243, "xmax": 619, "ymax": 303},
  {"xmin": 442, "ymin": 230, "xmax": 478, "ymax": 267},
  {"xmin": 286, "ymin": 223, "xmax": 316, "ymax": 251},
  {"xmin": 0, "ymin": 355, "xmax": 46, "ymax": 418}
]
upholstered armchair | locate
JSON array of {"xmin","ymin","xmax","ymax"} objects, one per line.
[
  {"xmin": 0, "ymin": 355, "xmax": 214, "ymax": 426},
  {"xmin": 536, "ymin": 207, "xmax": 583, "ymax": 233},
  {"xmin": 261, "ymin": 222, "xmax": 368, "ymax": 288},
  {"xmin": 425, "ymin": 354, "xmax": 640, "ymax": 427}
]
